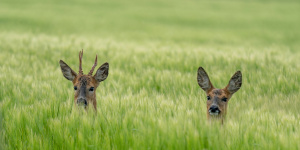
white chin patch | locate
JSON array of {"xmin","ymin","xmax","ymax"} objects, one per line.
[{"xmin": 209, "ymin": 112, "xmax": 220, "ymax": 116}]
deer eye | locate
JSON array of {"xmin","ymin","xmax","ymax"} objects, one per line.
[
  {"xmin": 74, "ymin": 86, "xmax": 77, "ymax": 90},
  {"xmin": 222, "ymin": 98, "xmax": 227, "ymax": 102},
  {"xmin": 207, "ymin": 96, "xmax": 211, "ymax": 100},
  {"xmin": 89, "ymin": 87, "xmax": 94, "ymax": 92}
]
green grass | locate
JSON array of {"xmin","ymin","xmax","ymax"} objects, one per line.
[{"xmin": 0, "ymin": 0, "xmax": 300, "ymax": 149}]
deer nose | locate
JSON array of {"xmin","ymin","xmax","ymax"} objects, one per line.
[
  {"xmin": 209, "ymin": 105, "xmax": 220, "ymax": 114},
  {"xmin": 77, "ymin": 98, "xmax": 87, "ymax": 106}
]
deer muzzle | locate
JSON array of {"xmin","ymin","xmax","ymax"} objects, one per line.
[
  {"xmin": 77, "ymin": 98, "xmax": 87, "ymax": 107},
  {"xmin": 77, "ymin": 85, "xmax": 87, "ymax": 107},
  {"xmin": 208, "ymin": 105, "xmax": 220, "ymax": 116}
]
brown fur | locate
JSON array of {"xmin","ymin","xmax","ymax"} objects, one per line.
[
  {"xmin": 197, "ymin": 67, "xmax": 242, "ymax": 123},
  {"xmin": 72, "ymin": 75, "xmax": 99, "ymax": 110},
  {"xmin": 59, "ymin": 50, "xmax": 109, "ymax": 111},
  {"xmin": 206, "ymin": 89, "xmax": 231, "ymax": 120}
]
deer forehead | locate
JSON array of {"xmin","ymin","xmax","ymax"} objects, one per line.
[
  {"xmin": 208, "ymin": 89, "xmax": 228, "ymax": 97},
  {"xmin": 73, "ymin": 75, "xmax": 97, "ymax": 87}
]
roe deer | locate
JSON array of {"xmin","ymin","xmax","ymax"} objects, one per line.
[
  {"xmin": 59, "ymin": 50, "xmax": 109, "ymax": 111},
  {"xmin": 197, "ymin": 67, "xmax": 242, "ymax": 122}
]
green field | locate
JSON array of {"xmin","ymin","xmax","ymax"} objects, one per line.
[{"xmin": 0, "ymin": 0, "xmax": 300, "ymax": 149}]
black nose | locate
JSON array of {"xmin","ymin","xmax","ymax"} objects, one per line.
[
  {"xmin": 209, "ymin": 105, "xmax": 220, "ymax": 113},
  {"xmin": 77, "ymin": 98, "xmax": 87, "ymax": 106}
]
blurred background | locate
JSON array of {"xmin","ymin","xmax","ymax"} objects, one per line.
[{"xmin": 1, "ymin": 0, "xmax": 299, "ymax": 48}]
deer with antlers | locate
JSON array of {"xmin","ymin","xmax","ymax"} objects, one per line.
[
  {"xmin": 197, "ymin": 67, "xmax": 242, "ymax": 122},
  {"xmin": 59, "ymin": 50, "xmax": 109, "ymax": 111}
]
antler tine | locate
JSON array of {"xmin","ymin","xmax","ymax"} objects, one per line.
[
  {"xmin": 79, "ymin": 49, "xmax": 83, "ymax": 75},
  {"xmin": 88, "ymin": 55, "xmax": 97, "ymax": 76}
]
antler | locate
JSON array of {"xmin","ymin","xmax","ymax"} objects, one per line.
[
  {"xmin": 88, "ymin": 55, "xmax": 97, "ymax": 76},
  {"xmin": 79, "ymin": 49, "xmax": 83, "ymax": 75}
]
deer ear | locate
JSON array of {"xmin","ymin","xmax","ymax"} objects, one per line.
[
  {"xmin": 225, "ymin": 71, "xmax": 242, "ymax": 94},
  {"xmin": 197, "ymin": 67, "xmax": 214, "ymax": 92},
  {"xmin": 94, "ymin": 62, "xmax": 109, "ymax": 82},
  {"xmin": 59, "ymin": 60, "xmax": 77, "ymax": 81}
]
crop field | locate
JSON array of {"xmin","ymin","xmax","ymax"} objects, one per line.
[{"xmin": 0, "ymin": 0, "xmax": 300, "ymax": 149}]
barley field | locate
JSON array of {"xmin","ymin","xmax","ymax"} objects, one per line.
[{"xmin": 0, "ymin": 0, "xmax": 300, "ymax": 149}]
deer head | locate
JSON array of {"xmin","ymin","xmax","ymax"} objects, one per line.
[
  {"xmin": 197, "ymin": 67, "xmax": 242, "ymax": 121},
  {"xmin": 59, "ymin": 50, "xmax": 109, "ymax": 110}
]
